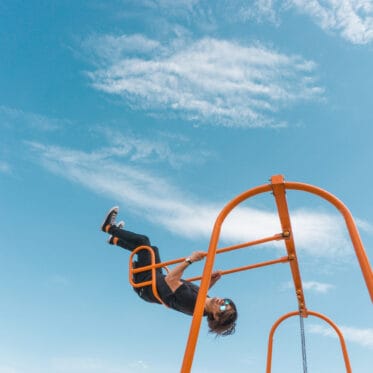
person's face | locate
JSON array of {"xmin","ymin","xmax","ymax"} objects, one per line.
[{"xmin": 210, "ymin": 297, "xmax": 233, "ymax": 320}]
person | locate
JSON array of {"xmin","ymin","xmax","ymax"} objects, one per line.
[{"xmin": 101, "ymin": 206, "xmax": 238, "ymax": 336}]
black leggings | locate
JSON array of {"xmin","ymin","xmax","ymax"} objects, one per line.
[
  {"xmin": 108, "ymin": 225, "xmax": 162, "ymax": 264},
  {"xmin": 108, "ymin": 226, "xmax": 163, "ymax": 302}
]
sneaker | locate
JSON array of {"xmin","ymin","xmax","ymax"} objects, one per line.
[
  {"xmin": 100, "ymin": 206, "xmax": 119, "ymax": 232},
  {"xmin": 107, "ymin": 235, "xmax": 115, "ymax": 245},
  {"xmin": 117, "ymin": 220, "xmax": 125, "ymax": 229}
]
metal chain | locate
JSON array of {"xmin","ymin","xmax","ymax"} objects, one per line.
[{"xmin": 299, "ymin": 311, "xmax": 308, "ymax": 373}]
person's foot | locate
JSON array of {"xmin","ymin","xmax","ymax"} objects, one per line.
[
  {"xmin": 107, "ymin": 235, "xmax": 116, "ymax": 245},
  {"xmin": 101, "ymin": 206, "xmax": 119, "ymax": 232},
  {"xmin": 117, "ymin": 220, "xmax": 125, "ymax": 229},
  {"xmin": 107, "ymin": 221, "xmax": 124, "ymax": 245}
]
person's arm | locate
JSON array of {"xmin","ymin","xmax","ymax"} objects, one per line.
[
  {"xmin": 165, "ymin": 251, "xmax": 205, "ymax": 292},
  {"xmin": 209, "ymin": 270, "xmax": 222, "ymax": 289}
]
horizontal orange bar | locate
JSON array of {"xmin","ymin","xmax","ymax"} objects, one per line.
[
  {"xmin": 186, "ymin": 256, "xmax": 289, "ymax": 282},
  {"xmin": 132, "ymin": 233, "xmax": 284, "ymax": 274},
  {"xmin": 129, "ymin": 280, "xmax": 152, "ymax": 288}
]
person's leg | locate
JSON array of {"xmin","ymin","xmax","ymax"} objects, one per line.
[
  {"xmin": 101, "ymin": 207, "xmax": 162, "ymax": 303},
  {"xmin": 109, "ymin": 235, "xmax": 161, "ymax": 265},
  {"xmin": 107, "ymin": 226, "xmax": 162, "ymax": 265},
  {"xmin": 108, "ymin": 225, "xmax": 151, "ymax": 251},
  {"xmin": 109, "ymin": 232, "xmax": 163, "ymax": 302}
]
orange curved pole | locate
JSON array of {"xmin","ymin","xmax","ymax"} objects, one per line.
[
  {"xmin": 181, "ymin": 183, "xmax": 272, "ymax": 373},
  {"xmin": 285, "ymin": 180, "xmax": 373, "ymax": 303},
  {"xmin": 266, "ymin": 310, "xmax": 352, "ymax": 373},
  {"xmin": 181, "ymin": 175, "xmax": 371, "ymax": 372}
]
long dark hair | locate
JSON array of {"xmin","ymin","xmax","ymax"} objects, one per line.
[{"xmin": 206, "ymin": 299, "xmax": 238, "ymax": 336}]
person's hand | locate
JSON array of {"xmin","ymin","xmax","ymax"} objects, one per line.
[
  {"xmin": 209, "ymin": 270, "xmax": 222, "ymax": 288},
  {"xmin": 211, "ymin": 270, "xmax": 222, "ymax": 281},
  {"xmin": 190, "ymin": 251, "xmax": 206, "ymax": 262}
]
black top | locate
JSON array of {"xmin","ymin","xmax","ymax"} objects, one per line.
[
  {"xmin": 163, "ymin": 279, "xmax": 204, "ymax": 316},
  {"xmin": 135, "ymin": 273, "xmax": 207, "ymax": 316}
]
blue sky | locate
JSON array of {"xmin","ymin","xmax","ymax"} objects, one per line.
[{"xmin": 1, "ymin": 0, "xmax": 373, "ymax": 372}]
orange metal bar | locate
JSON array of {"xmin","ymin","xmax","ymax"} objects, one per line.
[
  {"xmin": 181, "ymin": 183, "xmax": 272, "ymax": 373},
  {"xmin": 128, "ymin": 237, "xmax": 285, "ymax": 302},
  {"xmin": 266, "ymin": 310, "xmax": 352, "ymax": 373},
  {"xmin": 186, "ymin": 256, "xmax": 289, "ymax": 282},
  {"xmin": 285, "ymin": 180, "xmax": 373, "ymax": 303},
  {"xmin": 271, "ymin": 175, "xmax": 307, "ymax": 316},
  {"xmin": 181, "ymin": 175, "xmax": 371, "ymax": 372},
  {"xmin": 131, "ymin": 233, "xmax": 284, "ymax": 274},
  {"xmin": 128, "ymin": 245, "xmax": 168, "ymax": 307},
  {"xmin": 215, "ymin": 233, "xmax": 284, "ymax": 255}
]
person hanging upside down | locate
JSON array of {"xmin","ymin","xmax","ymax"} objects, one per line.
[{"xmin": 101, "ymin": 206, "xmax": 238, "ymax": 336}]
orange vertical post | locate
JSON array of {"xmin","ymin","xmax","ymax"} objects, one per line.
[
  {"xmin": 180, "ymin": 183, "xmax": 272, "ymax": 373},
  {"xmin": 271, "ymin": 175, "xmax": 307, "ymax": 316},
  {"xmin": 179, "ymin": 175, "xmax": 372, "ymax": 372}
]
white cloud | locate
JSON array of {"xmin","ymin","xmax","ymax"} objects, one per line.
[
  {"xmin": 235, "ymin": 0, "xmax": 373, "ymax": 44},
  {"xmin": 48, "ymin": 274, "xmax": 71, "ymax": 287},
  {"xmin": 96, "ymin": 127, "xmax": 205, "ymax": 168},
  {"xmin": 0, "ymin": 357, "xmax": 151, "ymax": 373},
  {"xmin": 28, "ymin": 142, "xmax": 355, "ymax": 259},
  {"xmin": 309, "ymin": 324, "xmax": 373, "ymax": 348},
  {"xmin": 356, "ymin": 217, "xmax": 373, "ymax": 234},
  {"xmin": 50, "ymin": 357, "xmax": 149, "ymax": 373},
  {"xmin": 0, "ymin": 106, "xmax": 67, "ymax": 132},
  {"xmin": 282, "ymin": 280, "xmax": 335, "ymax": 293},
  {"xmin": 239, "ymin": 0, "xmax": 280, "ymax": 25},
  {"xmin": 288, "ymin": 0, "xmax": 373, "ymax": 44},
  {"xmin": 86, "ymin": 37, "xmax": 323, "ymax": 127},
  {"xmin": 82, "ymin": 34, "xmax": 161, "ymax": 64},
  {"xmin": 0, "ymin": 365, "xmax": 22, "ymax": 373},
  {"xmin": 302, "ymin": 281, "xmax": 335, "ymax": 293},
  {"xmin": 0, "ymin": 160, "xmax": 11, "ymax": 174}
]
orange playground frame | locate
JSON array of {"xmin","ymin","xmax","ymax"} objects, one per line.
[{"xmin": 128, "ymin": 175, "xmax": 372, "ymax": 372}]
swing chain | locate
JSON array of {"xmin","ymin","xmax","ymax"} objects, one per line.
[{"xmin": 299, "ymin": 309, "xmax": 308, "ymax": 373}]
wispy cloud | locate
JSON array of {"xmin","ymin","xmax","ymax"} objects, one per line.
[
  {"xmin": 309, "ymin": 324, "xmax": 373, "ymax": 349},
  {"xmin": 118, "ymin": 1, "xmax": 373, "ymax": 45},
  {"xmin": 356, "ymin": 217, "xmax": 373, "ymax": 234},
  {"xmin": 245, "ymin": 0, "xmax": 373, "ymax": 44},
  {"xmin": 27, "ymin": 142, "xmax": 360, "ymax": 259},
  {"xmin": 289, "ymin": 0, "xmax": 373, "ymax": 44},
  {"xmin": 86, "ymin": 36, "xmax": 323, "ymax": 127},
  {"xmin": 0, "ymin": 365, "xmax": 22, "ymax": 373},
  {"xmin": 0, "ymin": 160, "xmax": 11, "ymax": 174},
  {"xmin": 51, "ymin": 356, "xmax": 149, "ymax": 373},
  {"xmin": 47, "ymin": 274, "xmax": 71, "ymax": 287},
  {"xmin": 282, "ymin": 280, "xmax": 335, "ymax": 293},
  {"xmin": 0, "ymin": 357, "xmax": 151, "ymax": 373},
  {"xmin": 0, "ymin": 106, "xmax": 68, "ymax": 132},
  {"xmin": 302, "ymin": 281, "xmax": 335, "ymax": 293},
  {"xmin": 239, "ymin": 0, "xmax": 280, "ymax": 25},
  {"xmin": 96, "ymin": 127, "xmax": 207, "ymax": 168},
  {"xmin": 82, "ymin": 34, "xmax": 162, "ymax": 65}
]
